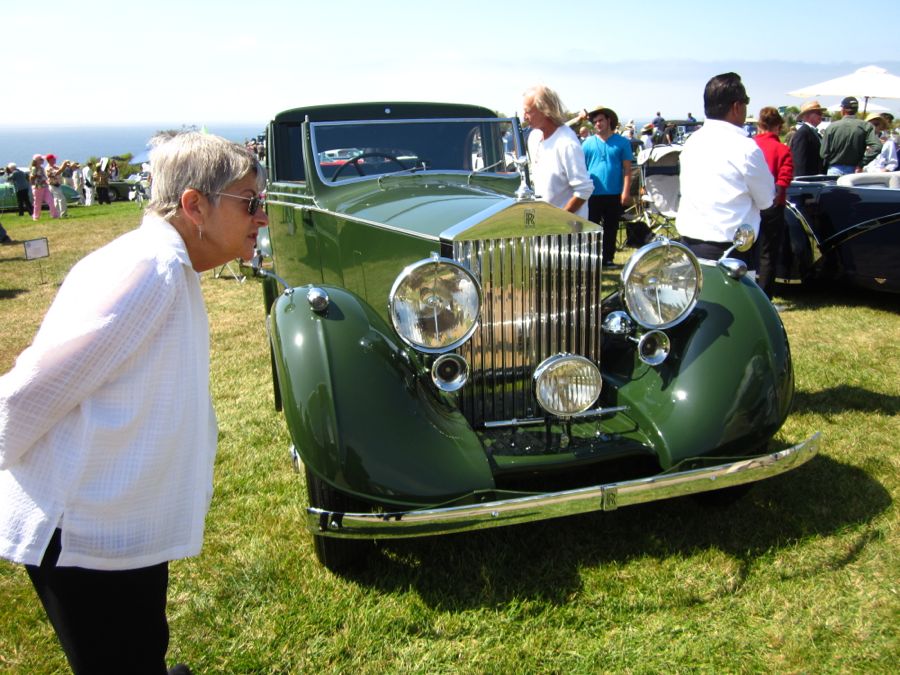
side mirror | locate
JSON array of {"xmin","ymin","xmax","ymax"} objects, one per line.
[
  {"xmin": 718, "ymin": 224, "xmax": 756, "ymax": 279},
  {"xmin": 726, "ymin": 223, "xmax": 755, "ymax": 256}
]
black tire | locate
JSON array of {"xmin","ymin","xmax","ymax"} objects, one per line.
[
  {"xmin": 305, "ymin": 466, "xmax": 374, "ymax": 571},
  {"xmin": 691, "ymin": 481, "xmax": 753, "ymax": 507},
  {"xmin": 107, "ymin": 187, "xmax": 119, "ymax": 202}
]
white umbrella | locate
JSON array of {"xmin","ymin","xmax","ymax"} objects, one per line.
[{"xmin": 788, "ymin": 65, "xmax": 900, "ymax": 113}]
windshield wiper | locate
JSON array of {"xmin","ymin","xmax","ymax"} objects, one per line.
[
  {"xmin": 377, "ymin": 162, "xmax": 430, "ymax": 188},
  {"xmin": 472, "ymin": 159, "xmax": 505, "ymax": 174}
]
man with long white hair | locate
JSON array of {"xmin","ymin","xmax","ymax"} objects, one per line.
[{"xmin": 522, "ymin": 85, "xmax": 593, "ymax": 218}]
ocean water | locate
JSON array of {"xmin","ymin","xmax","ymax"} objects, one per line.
[{"xmin": 0, "ymin": 124, "xmax": 265, "ymax": 169}]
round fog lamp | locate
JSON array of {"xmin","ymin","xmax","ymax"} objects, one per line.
[
  {"xmin": 431, "ymin": 353, "xmax": 469, "ymax": 392},
  {"xmin": 533, "ymin": 354, "xmax": 602, "ymax": 417}
]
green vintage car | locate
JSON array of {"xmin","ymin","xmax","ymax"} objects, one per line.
[
  {"xmin": 257, "ymin": 102, "xmax": 820, "ymax": 571},
  {"xmin": 0, "ymin": 182, "xmax": 81, "ymax": 212}
]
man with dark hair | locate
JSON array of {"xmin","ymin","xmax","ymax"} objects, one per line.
[
  {"xmin": 820, "ymin": 96, "xmax": 881, "ymax": 175},
  {"xmin": 582, "ymin": 104, "xmax": 634, "ymax": 267},
  {"xmin": 675, "ymin": 72, "xmax": 774, "ymax": 261}
]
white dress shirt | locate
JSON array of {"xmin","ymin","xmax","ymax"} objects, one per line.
[
  {"xmin": 527, "ymin": 124, "xmax": 593, "ymax": 218},
  {"xmin": 0, "ymin": 214, "xmax": 218, "ymax": 570},
  {"xmin": 676, "ymin": 119, "xmax": 774, "ymax": 242}
]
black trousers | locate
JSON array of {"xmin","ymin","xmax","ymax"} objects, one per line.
[
  {"xmin": 588, "ymin": 194, "xmax": 622, "ymax": 263},
  {"xmin": 16, "ymin": 188, "xmax": 33, "ymax": 216},
  {"xmin": 754, "ymin": 204, "xmax": 784, "ymax": 299},
  {"xmin": 25, "ymin": 529, "xmax": 170, "ymax": 675},
  {"xmin": 97, "ymin": 187, "xmax": 111, "ymax": 204},
  {"xmin": 681, "ymin": 236, "xmax": 753, "ymax": 265}
]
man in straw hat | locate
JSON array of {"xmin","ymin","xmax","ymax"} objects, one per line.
[
  {"xmin": 820, "ymin": 96, "xmax": 881, "ymax": 175},
  {"xmin": 790, "ymin": 100, "xmax": 827, "ymax": 177}
]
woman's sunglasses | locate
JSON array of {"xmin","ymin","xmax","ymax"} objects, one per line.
[{"xmin": 213, "ymin": 191, "xmax": 266, "ymax": 215}]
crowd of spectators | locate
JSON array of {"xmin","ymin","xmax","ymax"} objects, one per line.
[
  {"xmin": 521, "ymin": 78, "xmax": 897, "ymax": 304},
  {"xmin": 0, "ymin": 155, "xmax": 129, "ymax": 244},
  {"xmin": 2, "ymin": 135, "xmax": 266, "ymax": 246}
]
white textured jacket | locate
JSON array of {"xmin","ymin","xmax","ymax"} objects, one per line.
[{"xmin": 0, "ymin": 215, "xmax": 218, "ymax": 570}]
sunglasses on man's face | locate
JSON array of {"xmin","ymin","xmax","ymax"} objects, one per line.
[{"xmin": 213, "ymin": 191, "xmax": 265, "ymax": 215}]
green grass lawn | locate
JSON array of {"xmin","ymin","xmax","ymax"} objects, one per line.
[{"xmin": 1, "ymin": 204, "xmax": 897, "ymax": 673}]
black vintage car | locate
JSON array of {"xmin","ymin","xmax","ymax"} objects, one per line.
[{"xmin": 780, "ymin": 171, "xmax": 900, "ymax": 293}]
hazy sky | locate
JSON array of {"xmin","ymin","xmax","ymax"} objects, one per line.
[{"xmin": 5, "ymin": 0, "xmax": 899, "ymax": 127}]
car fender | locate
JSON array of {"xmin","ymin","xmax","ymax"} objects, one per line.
[
  {"xmin": 268, "ymin": 284, "xmax": 494, "ymax": 506},
  {"xmin": 605, "ymin": 265, "xmax": 793, "ymax": 468}
]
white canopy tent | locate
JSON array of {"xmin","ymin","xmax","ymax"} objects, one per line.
[{"xmin": 788, "ymin": 65, "xmax": 900, "ymax": 114}]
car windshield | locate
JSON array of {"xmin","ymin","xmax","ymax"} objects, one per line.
[{"xmin": 311, "ymin": 118, "xmax": 522, "ymax": 182}]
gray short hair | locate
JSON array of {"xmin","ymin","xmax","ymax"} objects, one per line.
[
  {"xmin": 524, "ymin": 85, "xmax": 568, "ymax": 127},
  {"xmin": 147, "ymin": 132, "xmax": 266, "ymax": 221}
]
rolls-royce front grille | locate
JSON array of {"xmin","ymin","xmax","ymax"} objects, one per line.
[{"xmin": 452, "ymin": 233, "xmax": 603, "ymax": 427}]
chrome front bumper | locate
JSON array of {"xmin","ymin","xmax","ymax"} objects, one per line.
[{"xmin": 307, "ymin": 433, "xmax": 821, "ymax": 539}]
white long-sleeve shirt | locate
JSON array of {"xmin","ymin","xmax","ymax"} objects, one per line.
[
  {"xmin": 864, "ymin": 138, "xmax": 898, "ymax": 173},
  {"xmin": 676, "ymin": 119, "xmax": 775, "ymax": 242},
  {"xmin": 527, "ymin": 124, "xmax": 593, "ymax": 218},
  {"xmin": 0, "ymin": 214, "xmax": 218, "ymax": 570}
]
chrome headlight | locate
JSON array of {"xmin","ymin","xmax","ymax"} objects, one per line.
[
  {"xmin": 389, "ymin": 256, "xmax": 481, "ymax": 353},
  {"xmin": 533, "ymin": 354, "xmax": 602, "ymax": 417},
  {"xmin": 621, "ymin": 239, "xmax": 701, "ymax": 329}
]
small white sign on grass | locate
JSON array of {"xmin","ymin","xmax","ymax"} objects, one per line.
[{"xmin": 23, "ymin": 237, "xmax": 50, "ymax": 284}]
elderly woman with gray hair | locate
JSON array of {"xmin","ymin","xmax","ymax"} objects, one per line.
[{"xmin": 0, "ymin": 132, "xmax": 267, "ymax": 674}]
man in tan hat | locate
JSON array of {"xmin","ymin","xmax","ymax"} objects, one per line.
[{"xmin": 790, "ymin": 100, "xmax": 827, "ymax": 176}]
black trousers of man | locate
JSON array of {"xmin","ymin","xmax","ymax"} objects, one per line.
[
  {"xmin": 754, "ymin": 204, "xmax": 784, "ymax": 299},
  {"xmin": 25, "ymin": 529, "xmax": 170, "ymax": 675},
  {"xmin": 588, "ymin": 194, "xmax": 622, "ymax": 264},
  {"xmin": 681, "ymin": 236, "xmax": 753, "ymax": 265},
  {"xmin": 15, "ymin": 188, "xmax": 33, "ymax": 216}
]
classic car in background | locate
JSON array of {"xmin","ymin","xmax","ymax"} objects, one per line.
[
  {"xmin": 0, "ymin": 182, "xmax": 81, "ymax": 212},
  {"xmin": 107, "ymin": 180, "xmax": 132, "ymax": 202},
  {"xmin": 257, "ymin": 102, "xmax": 820, "ymax": 571},
  {"xmin": 780, "ymin": 172, "xmax": 900, "ymax": 294}
]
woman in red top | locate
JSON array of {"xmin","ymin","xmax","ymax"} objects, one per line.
[{"xmin": 753, "ymin": 107, "xmax": 794, "ymax": 299}]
